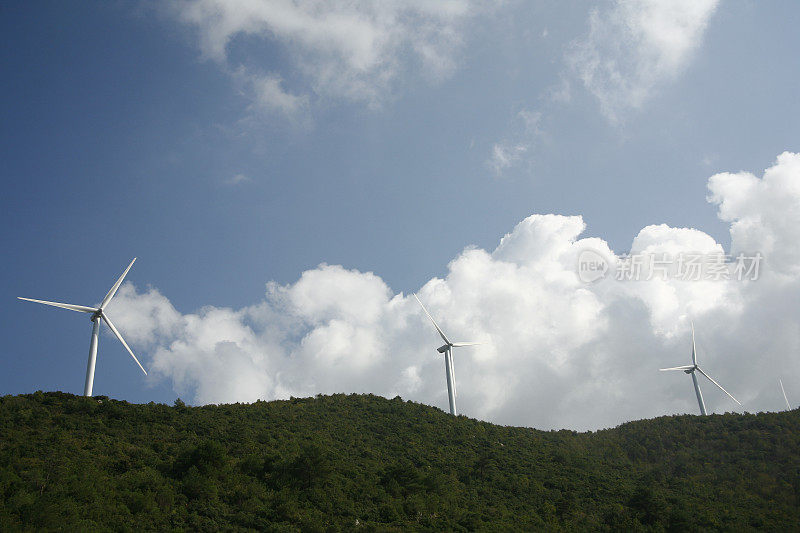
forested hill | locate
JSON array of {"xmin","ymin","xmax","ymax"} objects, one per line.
[{"xmin": 1, "ymin": 392, "xmax": 798, "ymax": 531}]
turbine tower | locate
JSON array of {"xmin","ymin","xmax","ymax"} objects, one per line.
[
  {"xmin": 779, "ymin": 378, "xmax": 791, "ymax": 410},
  {"xmin": 18, "ymin": 258, "xmax": 147, "ymax": 397},
  {"xmin": 414, "ymin": 294, "xmax": 479, "ymax": 416},
  {"xmin": 660, "ymin": 322, "xmax": 740, "ymax": 415}
]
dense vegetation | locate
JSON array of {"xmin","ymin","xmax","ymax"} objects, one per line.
[{"xmin": 1, "ymin": 392, "xmax": 798, "ymax": 531}]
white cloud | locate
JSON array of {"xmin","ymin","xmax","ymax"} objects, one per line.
[
  {"xmin": 173, "ymin": 0, "xmax": 487, "ymax": 113},
  {"xmin": 113, "ymin": 152, "xmax": 800, "ymax": 430},
  {"xmin": 224, "ymin": 173, "xmax": 252, "ymax": 185},
  {"xmin": 708, "ymin": 152, "xmax": 800, "ymax": 277},
  {"xmin": 488, "ymin": 142, "xmax": 527, "ymax": 175},
  {"xmin": 568, "ymin": 0, "xmax": 719, "ymax": 121},
  {"xmin": 488, "ymin": 109, "xmax": 542, "ymax": 176},
  {"xmin": 244, "ymin": 72, "xmax": 308, "ymax": 116}
]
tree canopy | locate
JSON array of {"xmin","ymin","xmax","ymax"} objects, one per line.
[{"xmin": 1, "ymin": 391, "xmax": 798, "ymax": 531}]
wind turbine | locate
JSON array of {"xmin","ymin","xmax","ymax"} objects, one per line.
[
  {"xmin": 660, "ymin": 322, "xmax": 740, "ymax": 415},
  {"xmin": 18, "ymin": 258, "xmax": 147, "ymax": 397},
  {"xmin": 414, "ymin": 294, "xmax": 479, "ymax": 416},
  {"xmin": 779, "ymin": 378, "xmax": 791, "ymax": 410}
]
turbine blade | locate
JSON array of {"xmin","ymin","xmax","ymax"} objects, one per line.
[
  {"xmin": 17, "ymin": 297, "xmax": 97, "ymax": 314},
  {"xmin": 780, "ymin": 378, "xmax": 791, "ymax": 410},
  {"xmin": 659, "ymin": 365, "xmax": 694, "ymax": 371},
  {"xmin": 696, "ymin": 367, "xmax": 741, "ymax": 405},
  {"xmin": 691, "ymin": 321, "xmax": 697, "ymax": 366},
  {"xmin": 99, "ymin": 258, "xmax": 136, "ymax": 309},
  {"xmin": 451, "ymin": 342, "xmax": 481, "ymax": 348},
  {"xmin": 102, "ymin": 314, "xmax": 147, "ymax": 376},
  {"xmin": 413, "ymin": 294, "xmax": 451, "ymax": 345}
]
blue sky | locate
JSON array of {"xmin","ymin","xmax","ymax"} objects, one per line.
[{"xmin": 2, "ymin": 1, "xmax": 800, "ymax": 429}]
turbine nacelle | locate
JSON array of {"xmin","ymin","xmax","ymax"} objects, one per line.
[{"xmin": 439, "ymin": 341, "xmax": 481, "ymax": 354}]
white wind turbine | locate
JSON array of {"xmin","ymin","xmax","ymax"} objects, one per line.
[
  {"xmin": 779, "ymin": 378, "xmax": 791, "ymax": 410},
  {"xmin": 18, "ymin": 258, "xmax": 147, "ymax": 397},
  {"xmin": 414, "ymin": 294, "xmax": 480, "ymax": 416},
  {"xmin": 660, "ymin": 322, "xmax": 740, "ymax": 415}
]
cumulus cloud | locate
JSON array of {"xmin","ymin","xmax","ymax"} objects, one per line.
[
  {"xmin": 110, "ymin": 152, "xmax": 800, "ymax": 430},
  {"xmin": 568, "ymin": 0, "xmax": 719, "ymax": 121},
  {"xmin": 173, "ymin": 0, "xmax": 487, "ymax": 113},
  {"xmin": 708, "ymin": 152, "xmax": 800, "ymax": 277}
]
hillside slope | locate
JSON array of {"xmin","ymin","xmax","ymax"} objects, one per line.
[{"xmin": 1, "ymin": 392, "xmax": 798, "ymax": 531}]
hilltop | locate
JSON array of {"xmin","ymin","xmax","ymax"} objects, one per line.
[{"xmin": 1, "ymin": 392, "xmax": 798, "ymax": 531}]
